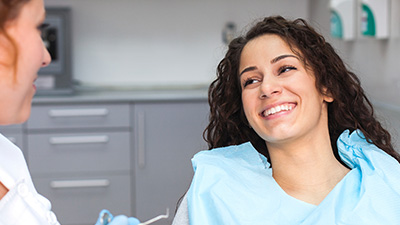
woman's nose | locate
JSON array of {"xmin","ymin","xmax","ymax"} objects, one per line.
[
  {"xmin": 259, "ymin": 77, "xmax": 282, "ymax": 99},
  {"xmin": 42, "ymin": 44, "xmax": 52, "ymax": 67}
]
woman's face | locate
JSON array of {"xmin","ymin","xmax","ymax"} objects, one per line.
[
  {"xmin": 0, "ymin": 0, "xmax": 51, "ymax": 125},
  {"xmin": 239, "ymin": 34, "xmax": 332, "ymax": 147}
]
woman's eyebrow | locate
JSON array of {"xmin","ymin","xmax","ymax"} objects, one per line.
[
  {"xmin": 270, "ymin": 54, "xmax": 299, "ymax": 64},
  {"xmin": 239, "ymin": 54, "xmax": 299, "ymax": 77},
  {"xmin": 239, "ymin": 66, "xmax": 257, "ymax": 77}
]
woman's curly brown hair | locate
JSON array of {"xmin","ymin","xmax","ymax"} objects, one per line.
[{"xmin": 204, "ymin": 16, "xmax": 400, "ymax": 164}]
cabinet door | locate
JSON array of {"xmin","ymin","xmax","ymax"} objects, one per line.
[
  {"xmin": 133, "ymin": 101, "xmax": 208, "ymax": 224},
  {"xmin": 33, "ymin": 174, "xmax": 131, "ymax": 225}
]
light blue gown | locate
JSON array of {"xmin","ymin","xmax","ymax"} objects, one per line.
[{"xmin": 187, "ymin": 130, "xmax": 400, "ymax": 224}]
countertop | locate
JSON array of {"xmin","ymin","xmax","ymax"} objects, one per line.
[{"xmin": 32, "ymin": 87, "xmax": 208, "ymax": 104}]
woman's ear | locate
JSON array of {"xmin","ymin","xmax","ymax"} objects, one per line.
[
  {"xmin": 322, "ymin": 87, "xmax": 334, "ymax": 103},
  {"xmin": 0, "ymin": 32, "xmax": 15, "ymax": 67}
]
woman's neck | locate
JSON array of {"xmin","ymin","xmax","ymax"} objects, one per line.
[{"xmin": 268, "ymin": 133, "xmax": 350, "ymax": 205}]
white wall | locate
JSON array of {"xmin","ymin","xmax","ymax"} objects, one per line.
[
  {"xmin": 309, "ymin": 0, "xmax": 400, "ymax": 148},
  {"xmin": 44, "ymin": 0, "xmax": 310, "ymax": 88},
  {"xmin": 309, "ymin": 0, "xmax": 400, "ymax": 106}
]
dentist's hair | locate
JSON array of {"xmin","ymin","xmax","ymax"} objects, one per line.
[
  {"xmin": 0, "ymin": 0, "xmax": 29, "ymax": 22},
  {"xmin": 204, "ymin": 16, "xmax": 400, "ymax": 164},
  {"xmin": 0, "ymin": 0, "xmax": 30, "ymax": 70}
]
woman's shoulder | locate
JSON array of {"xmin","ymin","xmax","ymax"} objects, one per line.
[
  {"xmin": 194, "ymin": 142, "xmax": 255, "ymax": 158},
  {"xmin": 337, "ymin": 129, "xmax": 400, "ymax": 170},
  {"xmin": 337, "ymin": 129, "xmax": 400, "ymax": 191},
  {"xmin": 0, "ymin": 133, "xmax": 26, "ymax": 168},
  {"xmin": 0, "ymin": 133, "xmax": 24, "ymax": 159},
  {"xmin": 0, "ymin": 133, "xmax": 31, "ymax": 189},
  {"xmin": 191, "ymin": 142, "xmax": 270, "ymax": 172},
  {"xmin": 193, "ymin": 142, "xmax": 258, "ymax": 162}
]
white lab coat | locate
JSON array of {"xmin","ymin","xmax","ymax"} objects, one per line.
[{"xmin": 0, "ymin": 133, "xmax": 60, "ymax": 225}]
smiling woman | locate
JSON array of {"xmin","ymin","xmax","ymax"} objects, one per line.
[
  {"xmin": 172, "ymin": 16, "xmax": 400, "ymax": 225},
  {"xmin": 0, "ymin": 0, "xmax": 58, "ymax": 224}
]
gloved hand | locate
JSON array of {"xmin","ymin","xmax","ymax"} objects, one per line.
[{"xmin": 95, "ymin": 209, "xmax": 140, "ymax": 225}]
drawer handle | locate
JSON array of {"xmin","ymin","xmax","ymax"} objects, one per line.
[
  {"xmin": 49, "ymin": 135, "xmax": 109, "ymax": 145},
  {"xmin": 50, "ymin": 179, "xmax": 110, "ymax": 189},
  {"xmin": 48, "ymin": 108, "xmax": 109, "ymax": 117}
]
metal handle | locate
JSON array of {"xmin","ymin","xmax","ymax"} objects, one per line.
[
  {"xmin": 49, "ymin": 135, "xmax": 109, "ymax": 145},
  {"xmin": 50, "ymin": 179, "xmax": 110, "ymax": 189},
  {"xmin": 48, "ymin": 108, "xmax": 109, "ymax": 117},
  {"xmin": 137, "ymin": 111, "xmax": 146, "ymax": 169}
]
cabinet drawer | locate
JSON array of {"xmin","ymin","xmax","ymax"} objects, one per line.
[
  {"xmin": 27, "ymin": 103, "xmax": 130, "ymax": 129},
  {"xmin": 27, "ymin": 131, "xmax": 130, "ymax": 174},
  {"xmin": 33, "ymin": 174, "xmax": 131, "ymax": 225}
]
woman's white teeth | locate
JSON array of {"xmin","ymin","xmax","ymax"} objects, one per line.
[{"xmin": 264, "ymin": 104, "xmax": 293, "ymax": 117}]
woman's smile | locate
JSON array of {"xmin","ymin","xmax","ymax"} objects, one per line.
[{"xmin": 261, "ymin": 102, "xmax": 297, "ymax": 119}]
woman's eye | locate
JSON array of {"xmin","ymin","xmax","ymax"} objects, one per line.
[
  {"xmin": 243, "ymin": 78, "xmax": 259, "ymax": 87},
  {"xmin": 279, "ymin": 65, "xmax": 297, "ymax": 74},
  {"xmin": 37, "ymin": 23, "xmax": 49, "ymax": 32}
]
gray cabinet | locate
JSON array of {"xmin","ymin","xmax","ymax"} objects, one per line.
[
  {"xmin": 33, "ymin": 174, "xmax": 131, "ymax": 225},
  {"xmin": 132, "ymin": 101, "xmax": 208, "ymax": 224},
  {"xmin": 27, "ymin": 103, "xmax": 132, "ymax": 225},
  {"xmin": 24, "ymin": 97, "xmax": 208, "ymax": 225}
]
